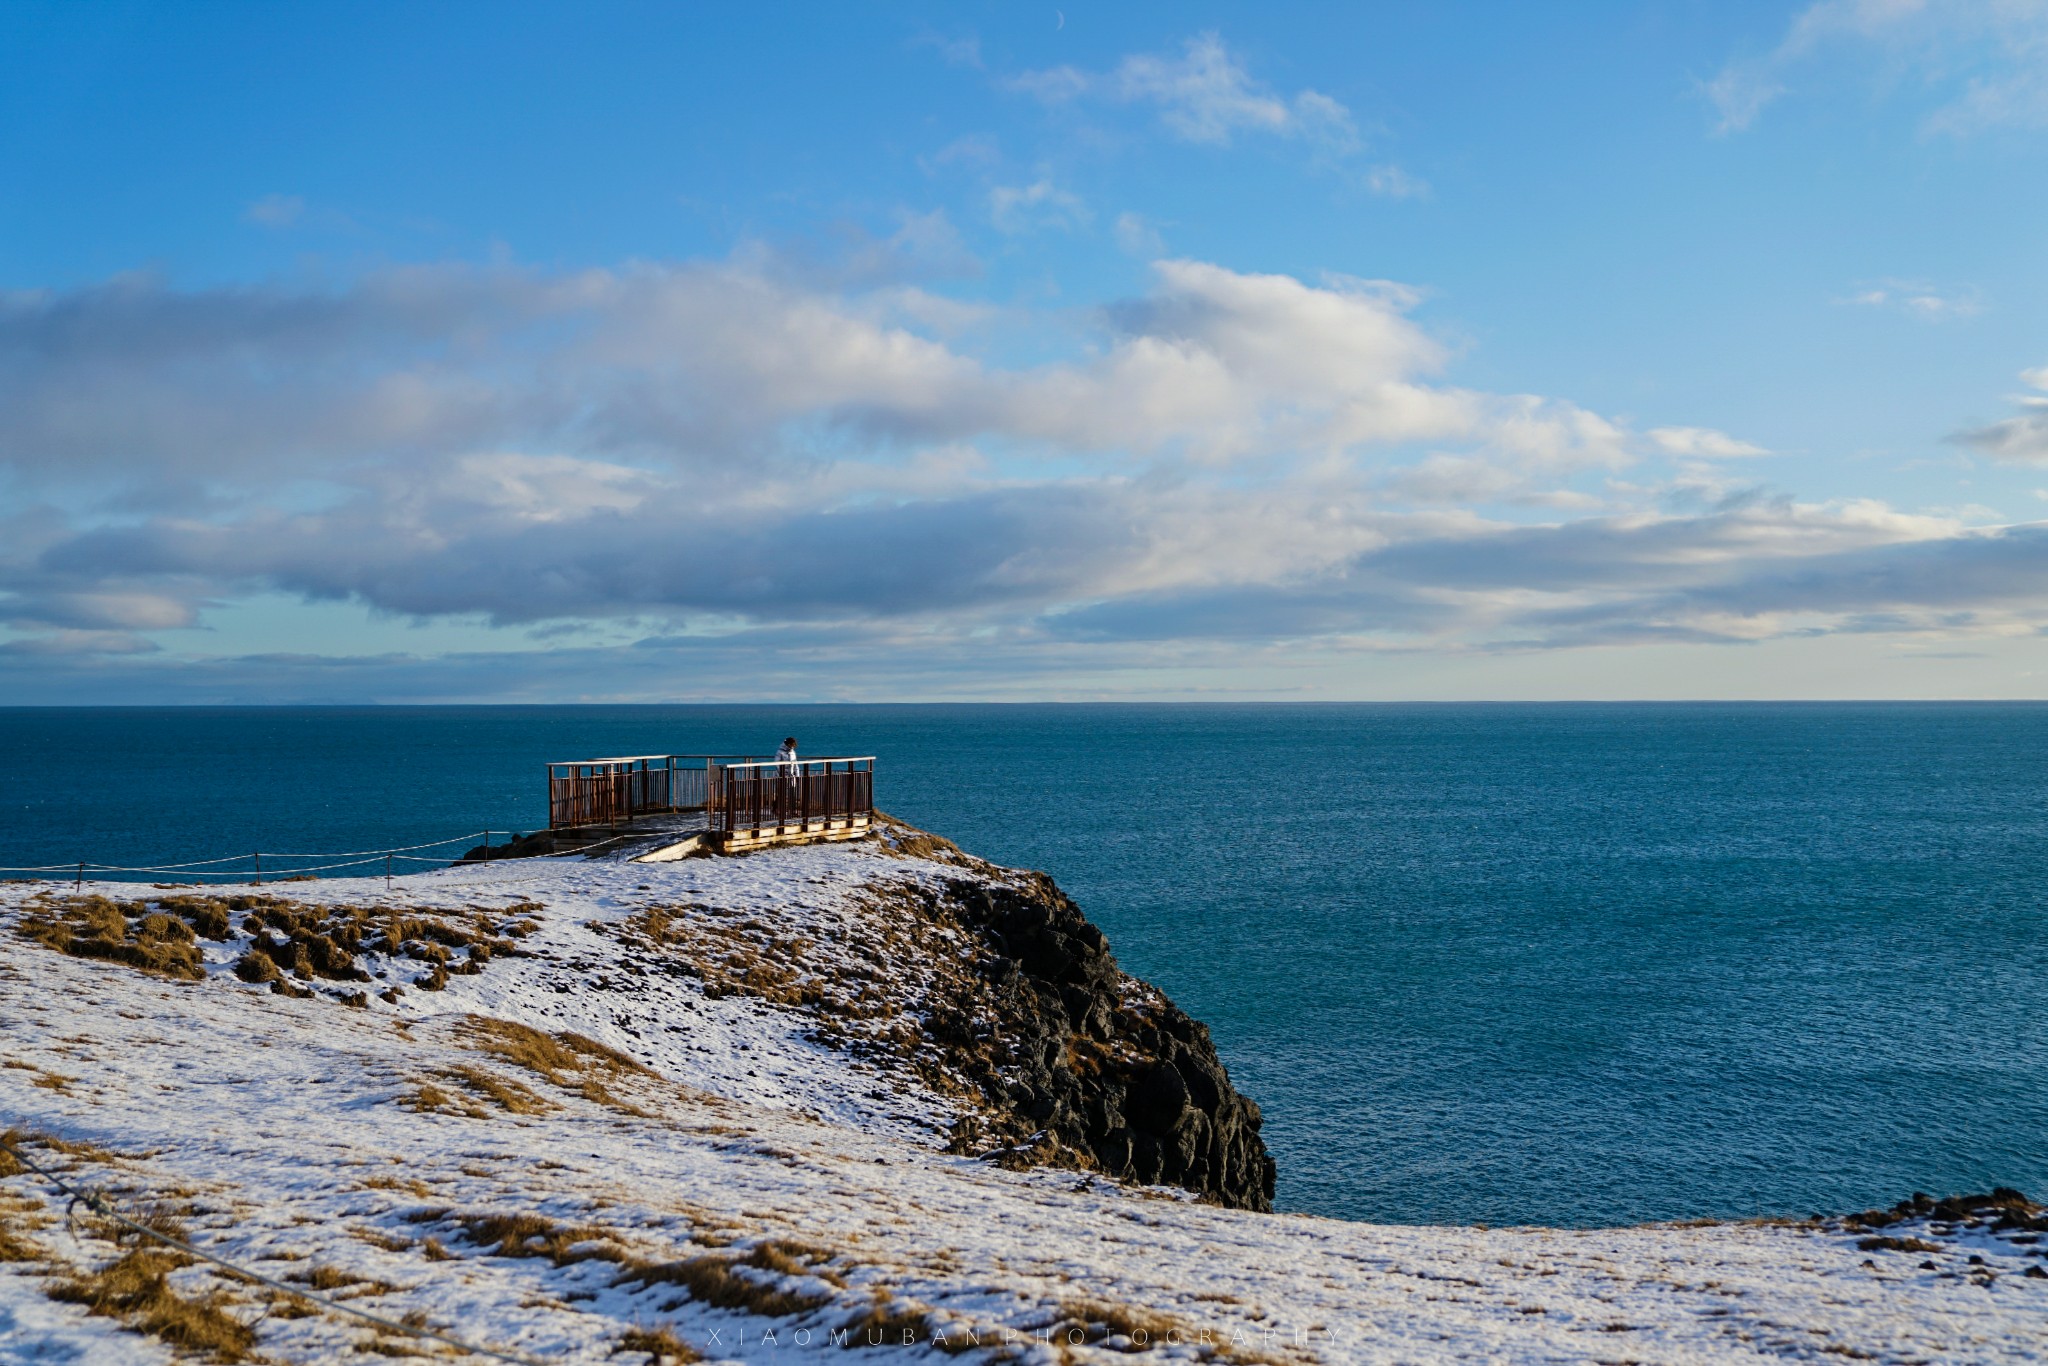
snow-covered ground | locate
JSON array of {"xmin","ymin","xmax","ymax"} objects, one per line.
[{"xmin": 2, "ymin": 837, "xmax": 2045, "ymax": 1364}]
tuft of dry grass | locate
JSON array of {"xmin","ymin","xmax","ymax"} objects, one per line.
[
  {"xmin": 351, "ymin": 1228, "xmax": 415, "ymax": 1253},
  {"xmin": 440, "ymin": 1065, "xmax": 552, "ymax": 1116},
  {"xmin": 461, "ymin": 1016, "xmax": 656, "ymax": 1117},
  {"xmin": 232, "ymin": 951, "xmax": 281, "ymax": 985},
  {"xmin": 837, "ymin": 1290, "xmax": 937, "ymax": 1349},
  {"xmin": 614, "ymin": 1324, "xmax": 704, "ymax": 1364},
  {"xmin": 614, "ymin": 1252, "xmax": 832, "ymax": 1318},
  {"xmin": 395, "ymin": 1080, "xmax": 476, "ymax": 1118},
  {"xmin": 0, "ymin": 1199, "xmax": 45, "ymax": 1263},
  {"xmin": 50, "ymin": 1245, "xmax": 256, "ymax": 1362},
  {"xmin": 397, "ymin": 1067, "xmax": 550, "ymax": 1118},
  {"xmin": 4, "ymin": 1062, "xmax": 76, "ymax": 1094},
  {"xmin": 454, "ymin": 1211, "xmax": 619, "ymax": 1267},
  {"xmin": 155, "ymin": 896, "xmax": 232, "ymax": 939},
  {"xmin": 288, "ymin": 1264, "xmax": 377, "ymax": 1292},
  {"xmin": 739, "ymin": 1239, "xmax": 841, "ymax": 1283},
  {"xmin": 420, "ymin": 1236, "xmax": 455, "ymax": 1262}
]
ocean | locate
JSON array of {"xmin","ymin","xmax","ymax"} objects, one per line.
[{"xmin": 3, "ymin": 702, "xmax": 2044, "ymax": 1228}]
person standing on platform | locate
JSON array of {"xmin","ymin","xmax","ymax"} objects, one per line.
[{"xmin": 775, "ymin": 736, "xmax": 799, "ymax": 820}]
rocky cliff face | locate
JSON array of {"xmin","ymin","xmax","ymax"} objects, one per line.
[
  {"xmin": 481, "ymin": 817, "xmax": 1276, "ymax": 1209},
  {"xmin": 930, "ymin": 873, "xmax": 1277, "ymax": 1212}
]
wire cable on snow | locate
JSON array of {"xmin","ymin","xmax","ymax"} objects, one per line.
[{"xmin": 0, "ymin": 1134, "xmax": 546, "ymax": 1365}]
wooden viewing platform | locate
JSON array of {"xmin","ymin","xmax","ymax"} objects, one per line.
[{"xmin": 545, "ymin": 753, "xmax": 874, "ymax": 853}]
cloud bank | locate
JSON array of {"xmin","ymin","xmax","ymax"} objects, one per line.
[{"xmin": 0, "ymin": 253, "xmax": 2035, "ymax": 699}]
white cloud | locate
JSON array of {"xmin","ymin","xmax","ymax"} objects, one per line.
[
  {"xmin": 1708, "ymin": 0, "xmax": 2048, "ymax": 135},
  {"xmin": 1113, "ymin": 211, "xmax": 1165, "ymax": 256},
  {"xmin": 1010, "ymin": 32, "xmax": 1358, "ymax": 153},
  {"xmin": 920, "ymin": 134, "xmax": 1001, "ymax": 174},
  {"xmin": 1363, "ymin": 165, "xmax": 1429, "ymax": 199},
  {"xmin": 987, "ymin": 179, "xmax": 1091, "ymax": 234},
  {"xmin": 1841, "ymin": 278, "xmax": 1983, "ymax": 317},
  {"xmin": 1648, "ymin": 426, "xmax": 1772, "ymax": 459},
  {"xmin": 1951, "ymin": 365, "xmax": 2048, "ymax": 462},
  {"xmin": 1702, "ymin": 64, "xmax": 1786, "ymax": 135}
]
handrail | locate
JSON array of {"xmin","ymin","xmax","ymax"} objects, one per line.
[
  {"xmin": 545, "ymin": 753, "xmax": 750, "ymax": 768},
  {"xmin": 719, "ymin": 755, "xmax": 875, "ymax": 771}
]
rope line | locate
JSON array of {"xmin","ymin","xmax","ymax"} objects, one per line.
[
  {"xmin": 254, "ymin": 832, "xmax": 506, "ymax": 859},
  {"xmin": 0, "ymin": 832, "xmax": 644, "ymax": 879},
  {"xmin": 29, "ymin": 830, "xmax": 492, "ymax": 872},
  {"xmin": 0, "ymin": 1135, "xmax": 544, "ymax": 1365}
]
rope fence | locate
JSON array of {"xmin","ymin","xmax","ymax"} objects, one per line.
[
  {"xmin": 0, "ymin": 830, "xmax": 644, "ymax": 885},
  {"xmin": 0, "ymin": 1134, "xmax": 543, "ymax": 1364}
]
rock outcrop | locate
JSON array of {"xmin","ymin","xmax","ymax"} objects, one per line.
[
  {"xmin": 925, "ymin": 873, "xmax": 1276, "ymax": 1212},
  {"xmin": 475, "ymin": 817, "xmax": 1276, "ymax": 1209}
]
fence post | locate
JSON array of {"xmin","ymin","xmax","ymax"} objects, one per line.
[
  {"xmin": 386, "ymin": 853, "xmax": 392, "ymax": 890},
  {"xmin": 253, "ymin": 851, "xmax": 261, "ymax": 887},
  {"xmin": 483, "ymin": 830, "xmax": 491, "ymax": 862},
  {"xmin": 75, "ymin": 861, "xmax": 83, "ymax": 892}
]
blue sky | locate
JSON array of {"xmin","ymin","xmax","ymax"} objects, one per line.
[{"xmin": 6, "ymin": 0, "xmax": 2048, "ymax": 701}]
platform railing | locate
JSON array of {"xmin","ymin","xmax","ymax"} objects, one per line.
[
  {"xmin": 546, "ymin": 754, "xmax": 754, "ymax": 829},
  {"xmin": 712, "ymin": 757, "xmax": 874, "ymax": 844}
]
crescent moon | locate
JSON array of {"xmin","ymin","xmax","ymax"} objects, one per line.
[{"xmin": 1056, "ymin": 10, "xmax": 1065, "ymax": 29}]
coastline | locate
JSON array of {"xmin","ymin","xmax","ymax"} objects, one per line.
[{"xmin": 2, "ymin": 824, "xmax": 2044, "ymax": 1363}]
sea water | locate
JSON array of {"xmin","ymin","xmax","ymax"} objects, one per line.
[{"xmin": 3, "ymin": 702, "xmax": 2044, "ymax": 1227}]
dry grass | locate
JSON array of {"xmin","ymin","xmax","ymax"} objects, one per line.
[
  {"xmin": 740, "ymin": 1239, "xmax": 842, "ymax": 1284},
  {"xmin": 454, "ymin": 1211, "xmax": 620, "ymax": 1266},
  {"xmin": 10, "ymin": 890, "xmax": 532, "ymax": 1001},
  {"xmin": 397, "ymin": 1066, "xmax": 551, "ymax": 1118},
  {"xmin": 837, "ymin": 1290, "xmax": 939, "ymax": 1350},
  {"xmin": 1047, "ymin": 1299, "xmax": 1300, "ymax": 1365},
  {"xmin": 871, "ymin": 812, "xmax": 982, "ymax": 867},
  {"xmin": 612, "ymin": 872, "xmax": 1149, "ymax": 1171},
  {"xmin": 1858, "ymin": 1234, "xmax": 1946, "ymax": 1254},
  {"xmin": 397, "ymin": 1080, "xmax": 465, "ymax": 1116},
  {"xmin": 16, "ymin": 895, "xmax": 205, "ymax": 980},
  {"xmin": 614, "ymin": 1324, "xmax": 704, "ymax": 1364},
  {"xmin": 420, "ymin": 1236, "xmax": 455, "ymax": 1262},
  {"xmin": 614, "ymin": 1251, "xmax": 832, "ymax": 1318},
  {"xmin": 461, "ymin": 1016, "xmax": 657, "ymax": 1117},
  {"xmin": 284, "ymin": 1263, "xmax": 402, "ymax": 1299},
  {"xmin": 50, "ymin": 1243, "xmax": 256, "ymax": 1362},
  {"xmin": 441, "ymin": 1065, "xmax": 552, "ymax": 1116},
  {"xmin": 3, "ymin": 1061, "xmax": 75, "ymax": 1094},
  {"xmin": 1, "ymin": 1126, "xmax": 130, "ymax": 1170},
  {"xmin": 0, "ymin": 1198, "xmax": 45, "ymax": 1262},
  {"xmin": 351, "ymin": 1228, "xmax": 415, "ymax": 1253}
]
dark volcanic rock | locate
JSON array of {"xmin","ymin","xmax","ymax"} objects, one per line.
[{"xmin": 936, "ymin": 873, "xmax": 1276, "ymax": 1212}]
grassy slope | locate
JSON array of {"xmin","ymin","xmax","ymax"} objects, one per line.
[{"xmin": 1, "ymin": 840, "xmax": 2045, "ymax": 1364}]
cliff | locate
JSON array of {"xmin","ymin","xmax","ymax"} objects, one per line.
[{"xmin": 3, "ymin": 824, "xmax": 2045, "ymax": 1364}]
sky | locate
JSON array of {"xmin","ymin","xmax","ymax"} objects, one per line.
[{"xmin": 5, "ymin": 0, "xmax": 2048, "ymax": 702}]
